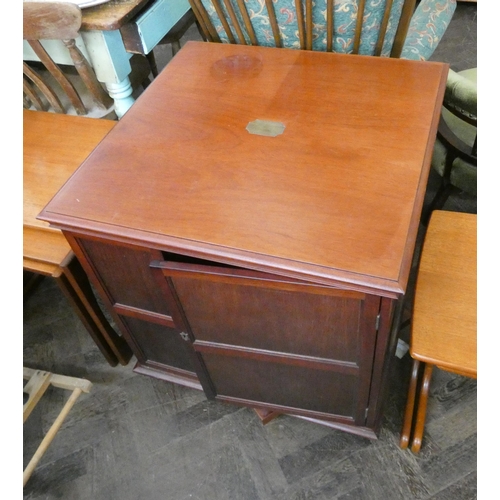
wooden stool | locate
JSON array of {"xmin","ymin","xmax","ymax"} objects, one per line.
[
  {"xmin": 23, "ymin": 110, "xmax": 132, "ymax": 367},
  {"xmin": 400, "ymin": 210, "xmax": 477, "ymax": 453}
]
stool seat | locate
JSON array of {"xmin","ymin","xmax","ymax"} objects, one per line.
[
  {"xmin": 23, "ymin": 110, "xmax": 132, "ymax": 367},
  {"xmin": 400, "ymin": 210, "xmax": 476, "ymax": 453}
]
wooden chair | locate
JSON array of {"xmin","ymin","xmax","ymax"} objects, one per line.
[
  {"xmin": 400, "ymin": 210, "xmax": 476, "ymax": 453},
  {"xmin": 23, "ymin": 1, "xmax": 115, "ymax": 117},
  {"xmin": 188, "ymin": 0, "xmax": 456, "ymax": 61},
  {"xmin": 23, "ymin": 1, "xmax": 151, "ymax": 117},
  {"xmin": 24, "ymin": 109, "xmax": 133, "ymax": 367}
]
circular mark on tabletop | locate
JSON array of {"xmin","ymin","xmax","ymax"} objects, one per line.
[{"xmin": 211, "ymin": 54, "xmax": 263, "ymax": 80}]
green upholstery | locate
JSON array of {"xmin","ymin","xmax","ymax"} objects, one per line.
[{"xmin": 430, "ymin": 68, "xmax": 477, "ymax": 204}]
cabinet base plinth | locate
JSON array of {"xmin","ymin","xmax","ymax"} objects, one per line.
[
  {"xmin": 133, "ymin": 362, "xmax": 203, "ymax": 391},
  {"xmin": 295, "ymin": 415, "xmax": 379, "ymax": 440}
]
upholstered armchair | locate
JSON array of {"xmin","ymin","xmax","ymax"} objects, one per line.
[
  {"xmin": 189, "ymin": 0, "xmax": 456, "ymax": 61},
  {"xmin": 422, "ymin": 67, "xmax": 477, "ymax": 223}
]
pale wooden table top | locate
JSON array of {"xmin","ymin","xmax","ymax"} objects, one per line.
[
  {"xmin": 411, "ymin": 210, "xmax": 477, "ymax": 377},
  {"xmin": 24, "ymin": 111, "xmax": 115, "ymax": 268},
  {"xmin": 39, "ymin": 42, "xmax": 448, "ymax": 296},
  {"xmin": 24, "ymin": 110, "xmax": 115, "ymax": 230}
]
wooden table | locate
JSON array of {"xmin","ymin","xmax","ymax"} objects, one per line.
[
  {"xmin": 412, "ymin": 211, "xmax": 477, "ymax": 376},
  {"xmin": 39, "ymin": 42, "xmax": 448, "ymax": 439},
  {"xmin": 24, "ymin": 110, "xmax": 132, "ymax": 367},
  {"xmin": 400, "ymin": 210, "xmax": 476, "ymax": 452},
  {"xmin": 23, "ymin": 0, "xmax": 191, "ymax": 117}
]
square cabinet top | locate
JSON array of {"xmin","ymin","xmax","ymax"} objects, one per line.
[{"xmin": 39, "ymin": 41, "xmax": 448, "ymax": 296}]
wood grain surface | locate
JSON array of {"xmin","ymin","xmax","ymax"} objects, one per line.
[
  {"xmin": 23, "ymin": 1, "xmax": 81, "ymax": 39},
  {"xmin": 24, "ymin": 110, "xmax": 115, "ymax": 230},
  {"xmin": 80, "ymin": 0, "xmax": 150, "ymax": 31},
  {"xmin": 411, "ymin": 210, "xmax": 477, "ymax": 376},
  {"xmin": 39, "ymin": 42, "xmax": 448, "ymax": 296}
]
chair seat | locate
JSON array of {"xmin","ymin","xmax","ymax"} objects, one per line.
[{"xmin": 432, "ymin": 139, "xmax": 477, "ymax": 196}]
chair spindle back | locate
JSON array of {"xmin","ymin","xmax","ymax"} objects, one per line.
[
  {"xmin": 189, "ymin": 0, "xmax": 416, "ymax": 57},
  {"xmin": 23, "ymin": 1, "xmax": 112, "ymax": 115}
]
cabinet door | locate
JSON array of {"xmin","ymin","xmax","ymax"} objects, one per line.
[
  {"xmin": 154, "ymin": 260, "xmax": 381, "ymax": 427},
  {"xmin": 72, "ymin": 237, "xmax": 200, "ymax": 387}
]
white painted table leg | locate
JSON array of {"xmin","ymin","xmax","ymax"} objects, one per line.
[{"xmin": 105, "ymin": 78, "xmax": 135, "ymax": 118}]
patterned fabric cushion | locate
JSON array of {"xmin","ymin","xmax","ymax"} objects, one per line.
[
  {"xmin": 201, "ymin": 0, "xmax": 408, "ymax": 55},
  {"xmin": 199, "ymin": 0, "xmax": 455, "ymax": 59},
  {"xmin": 400, "ymin": 0, "xmax": 457, "ymax": 61}
]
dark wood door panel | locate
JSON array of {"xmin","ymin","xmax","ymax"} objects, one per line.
[
  {"xmin": 154, "ymin": 261, "xmax": 380, "ymax": 423},
  {"xmin": 165, "ymin": 271, "xmax": 376, "ymax": 363},
  {"xmin": 172, "ymin": 276, "xmax": 365, "ymax": 361},
  {"xmin": 78, "ymin": 239, "xmax": 172, "ymax": 315},
  {"xmin": 120, "ymin": 315, "xmax": 196, "ymax": 374},
  {"xmin": 203, "ymin": 353, "xmax": 359, "ymax": 421}
]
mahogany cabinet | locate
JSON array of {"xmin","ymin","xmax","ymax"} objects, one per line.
[
  {"xmin": 68, "ymin": 234, "xmax": 398, "ymax": 438},
  {"xmin": 39, "ymin": 42, "xmax": 448, "ymax": 438}
]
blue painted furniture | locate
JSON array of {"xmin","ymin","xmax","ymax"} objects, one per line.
[{"xmin": 23, "ymin": 0, "xmax": 191, "ymax": 117}]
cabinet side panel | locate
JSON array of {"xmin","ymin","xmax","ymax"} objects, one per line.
[{"xmin": 79, "ymin": 238, "xmax": 172, "ymax": 316}]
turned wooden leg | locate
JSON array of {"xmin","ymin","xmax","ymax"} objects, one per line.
[
  {"xmin": 400, "ymin": 358, "xmax": 422, "ymax": 449},
  {"xmin": 411, "ymin": 362, "xmax": 434, "ymax": 453}
]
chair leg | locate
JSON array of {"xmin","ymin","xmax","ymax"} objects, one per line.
[
  {"xmin": 146, "ymin": 50, "xmax": 159, "ymax": 78},
  {"xmin": 171, "ymin": 40, "xmax": 181, "ymax": 57},
  {"xmin": 24, "ymin": 272, "xmax": 46, "ymax": 302},
  {"xmin": 400, "ymin": 358, "xmax": 422, "ymax": 449},
  {"xmin": 411, "ymin": 362, "xmax": 434, "ymax": 453},
  {"xmin": 421, "ymin": 182, "xmax": 454, "ymax": 226}
]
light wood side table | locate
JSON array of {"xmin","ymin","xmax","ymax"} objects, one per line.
[
  {"xmin": 24, "ymin": 110, "xmax": 132, "ymax": 367},
  {"xmin": 400, "ymin": 210, "xmax": 477, "ymax": 452}
]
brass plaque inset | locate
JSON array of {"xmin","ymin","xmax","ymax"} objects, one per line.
[{"xmin": 246, "ymin": 120, "xmax": 285, "ymax": 137}]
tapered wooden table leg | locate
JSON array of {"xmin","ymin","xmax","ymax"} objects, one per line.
[
  {"xmin": 400, "ymin": 358, "xmax": 422, "ymax": 449},
  {"xmin": 411, "ymin": 362, "xmax": 434, "ymax": 453}
]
